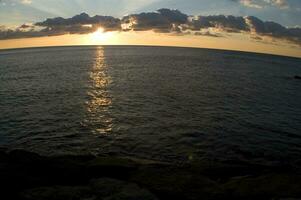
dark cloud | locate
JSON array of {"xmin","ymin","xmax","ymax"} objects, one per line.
[
  {"xmin": 121, "ymin": 9, "xmax": 188, "ymax": 32},
  {"xmin": 0, "ymin": 8, "xmax": 300, "ymax": 46},
  {"xmin": 0, "ymin": 28, "xmax": 45, "ymax": 40},
  {"xmin": 19, "ymin": 24, "xmax": 34, "ymax": 29},
  {"xmin": 0, "ymin": 12, "xmax": 121, "ymax": 40},
  {"xmin": 246, "ymin": 16, "xmax": 301, "ymax": 44},
  {"xmin": 0, "ymin": 24, "xmax": 96, "ymax": 40},
  {"xmin": 184, "ymin": 15, "xmax": 249, "ymax": 32},
  {"xmin": 35, "ymin": 13, "xmax": 121, "ymax": 31},
  {"xmin": 157, "ymin": 8, "xmax": 188, "ymax": 24}
]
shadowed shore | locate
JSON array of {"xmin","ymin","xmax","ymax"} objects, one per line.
[{"xmin": 0, "ymin": 148, "xmax": 301, "ymax": 200}]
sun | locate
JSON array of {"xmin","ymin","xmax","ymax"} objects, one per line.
[{"xmin": 90, "ymin": 27, "xmax": 116, "ymax": 44}]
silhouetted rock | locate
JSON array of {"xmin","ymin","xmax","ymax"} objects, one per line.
[
  {"xmin": 21, "ymin": 178, "xmax": 158, "ymax": 200},
  {"xmin": 1, "ymin": 149, "xmax": 301, "ymax": 200},
  {"xmin": 294, "ymin": 75, "xmax": 301, "ymax": 79},
  {"xmin": 86, "ymin": 156, "xmax": 138, "ymax": 179},
  {"xmin": 130, "ymin": 165, "xmax": 222, "ymax": 200},
  {"xmin": 21, "ymin": 186, "xmax": 92, "ymax": 200},
  {"xmin": 222, "ymin": 173, "xmax": 301, "ymax": 199},
  {"xmin": 8, "ymin": 149, "xmax": 43, "ymax": 163},
  {"xmin": 0, "ymin": 148, "xmax": 8, "ymax": 162},
  {"xmin": 90, "ymin": 178, "xmax": 158, "ymax": 200}
]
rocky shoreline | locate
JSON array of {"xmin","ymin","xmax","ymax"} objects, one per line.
[{"xmin": 1, "ymin": 148, "xmax": 301, "ymax": 200}]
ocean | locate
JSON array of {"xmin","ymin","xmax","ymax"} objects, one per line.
[{"xmin": 0, "ymin": 45, "xmax": 301, "ymax": 167}]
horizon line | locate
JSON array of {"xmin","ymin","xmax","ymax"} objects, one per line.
[{"xmin": 1, "ymin": 44, "xmax": 301, "ymax": 60}]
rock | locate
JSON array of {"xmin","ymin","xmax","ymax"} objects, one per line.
[
  {"xmin": 188, "ymin": 160, "xmax": 273, "ymax": 182},
  {"xmin": 90, "ymin": 178, "xmax": 158, "ymax": 200},
  {"xmin": 21, "ymin": 186, "xmax": 93, "ymax": 200},
  {"xmin": 130, "ymin": 166, "xmax": 222, "ymax": 200},
  {"xmin": 294, "ymin": 75, "xmax": 301, "ymax": 79},
  {"xmin": 87, "ymin": 157, "xmax": 138, "ymax": 179},
  {"xmin": 90, "ymin": 178, "xmax": 125, "ymax": 197},
  {"xmin": 222, "ymin": 173, "xmax": 301, "ymax": 198},
  {"xmin": 2, "ymin": 149, "xmax": 301, "ymax": 199},
  {"xmin": 104, "ymin": 184, "xmax": 158, "ymax": 200},
  {"xmin": 0, "ymin": 148, "xmax": 8, "ymax": 162},
  {"xmin": 8, "ymin": 149, "xmax": 43, "ymax": 163}
]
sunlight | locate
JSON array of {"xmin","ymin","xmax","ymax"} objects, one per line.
[
  {"xmin": 85, "ymin": 47, "xmax": 113, "ymax": 135},
  {"xmin": 89, "ymin": 27, "xmax": 116, "ymax": 44}
]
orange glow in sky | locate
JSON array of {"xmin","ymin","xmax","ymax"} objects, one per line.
[
  {"xmin": 89, "ymin": 27, "xmax": 117, "ymax": 43},
  {"xmin": 0, "ymin": 29, "xmax": 300, "ymax": 58}
]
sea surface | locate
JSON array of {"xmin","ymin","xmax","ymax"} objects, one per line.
[{"xmin": 0, "ymin": 46, "xmax": 301, "ymax": 166}]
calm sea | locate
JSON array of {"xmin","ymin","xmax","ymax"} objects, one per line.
[{"xmin": 0, "ymin": 46, "xmax": 301, "ymax": 166}]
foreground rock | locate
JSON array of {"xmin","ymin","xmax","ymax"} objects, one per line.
[
  {"xmin": 223, "ymin": 173, "xmax": 301, "ymax": 198},
  {"xmin": 22, "ymin": 178, "xmax": 158, "ymax": 200},
  {"xmin": 294, "ymin": 75, "xmax": 301, "ymax": 79},
  {"xmin": 0, "ymin": 149, "xmax": 301, "ymax": 200}
]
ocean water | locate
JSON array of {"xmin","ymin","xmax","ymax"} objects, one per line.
[{"xmin": 0, "ymin": 46, "xmax": 301, "ymax": 166}]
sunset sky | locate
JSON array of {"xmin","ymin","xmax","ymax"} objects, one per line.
[{"xmin": 0, "ymin": 0, "xmax": 301, "ymax": 57}]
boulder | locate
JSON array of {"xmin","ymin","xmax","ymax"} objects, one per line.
[
  {"xmin": 8, "ymin": 149, "xmax": 43, "ymax": 163},
  {"xmin": 222, "ymin": 173, "xmax": 301, "ymax": 199},
  {"xmin": 294, "ymin": 75, "xmax": 301, "ymax": 79},
  {"xmin": 90, "ymin": 178, "xmax": 158, "ymax": 200},
  {"xmin": 21, "ymin": 186, "xmax": 93, "ymax": 200},
  {"xmin": 130, "ymin": 165, "xmax": 222, "ymax": 200},
  {"xmin": 86, "ymin": 157, "xmax": 138, "ymax": 179}
]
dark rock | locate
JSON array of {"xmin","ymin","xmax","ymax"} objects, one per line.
[
  {"xmin": 90, "ymin": 178, "xmax": 126, "ymax": 197},
  {"xmin": 222, "ymin": 173, "xmax": 301, "ymax": 198},
  {"xmin": 86, "ymin": 157, "xmax": 138, "ymax": 179},
  {"xmin": 1, "ymin": 149, "xmax": 301, "ymax": 200},
  {"xmin": 21, "ymin": 186, "xmax": 93, "ymax": 200},
  {"xmin": 8, "ymin": 149, "xmax": 43, "ymax": 163},
  {"xmin": 105, "ymin": 184, "xmax": 158, "ymax": 200},
  {"xmin": 90, "ymin": 178, "xmax": 158, "ymax": 200},
  {"xmin": 0, "ymin": 148, "xmax": 8, "ymax": 162},
  {"xmin": 130, "ymin": 165, "xmax": 222, "ymax": 200},
  {"xmin": 294, "ymin": 75, "xmax": 301, "ymax": 79}
]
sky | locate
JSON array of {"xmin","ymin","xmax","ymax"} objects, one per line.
[{"xmin": 0, "ymin": 0, "xmax": 301, "ymax": 57}]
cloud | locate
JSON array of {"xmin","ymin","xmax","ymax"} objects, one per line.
[
  {"xmin": 0, "ymin": 12, "xmax": 121, "ymax": 39},
  {"xmin": 0, "ymin": 8, "xmax": 300, "ymax": 46},
  {"xmin": 239, "ymin": 0, "xmax": 264, "ymax": 8},
  {"xmin": 35, "ymin": 13, "xmax": 121, "ymax": 31},
  {"xmin": 183, "ymin": 15, "xmax": 249, "ymax": 33},
  {"xmin": 0, "ymin": 0, "xmax": 32, "ymax": 5},
  {"xmin": 246, "ymin": 16, "xmax": 301, "ymax": 43},
  {"xmin": 232, "ymin": 0, "xmax": 289, "ymax": 9},
  {"xmin": 121, "ymin": 9, "xmax": 188, "ymax": 32},
  {"xmin": 20, "ymin": 0, "xmax": 32, "ymax": 4},
  {"xmin": 268, "ymin": 0, "xmax": 289, "ymax": 8}
]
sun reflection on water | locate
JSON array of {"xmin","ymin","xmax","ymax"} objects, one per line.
[{"xmin": 86, "ymin": 47, "xmax": 113, "ymax": 135}]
